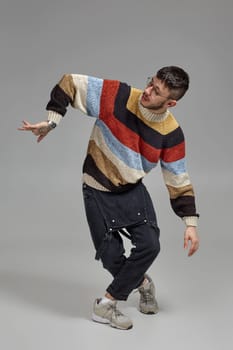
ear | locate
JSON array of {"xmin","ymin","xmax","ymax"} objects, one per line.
[{"xmin": 167, "ymin": 100, "xmax": 177, "ymax": 108}]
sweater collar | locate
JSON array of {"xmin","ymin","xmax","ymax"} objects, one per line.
[{"xmin": 138, "ymin": 94, "xmax": 169, "ymax": 122}]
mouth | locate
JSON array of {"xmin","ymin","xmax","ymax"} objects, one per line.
[{"xmin": 141, "ymin": 93, "xmax": 149, "ymax": 103}]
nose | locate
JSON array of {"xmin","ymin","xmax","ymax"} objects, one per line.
[{"xmin": 144, "ymin": 85, "xmax": 153, "ymax": 96}]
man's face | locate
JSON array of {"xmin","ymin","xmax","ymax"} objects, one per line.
[{"xmin": 140, "ymin": 77, "xmax": 176, "ymax": 113}]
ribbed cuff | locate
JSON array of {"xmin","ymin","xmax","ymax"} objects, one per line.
[
  {"xmin": 182, "ymin": 216, "xmax": 198, "ymax": 227},
  {"xmin": 47, "ymin": 111, "xmax": 62, "ymax": 125}
]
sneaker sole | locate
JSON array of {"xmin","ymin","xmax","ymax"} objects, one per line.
[
  {"xmin": 92, "ymin": 313, "xmax": 110, "ymax": 324},
  {"xmin": 139, "ymin": 308, "xmax": 159, "ymax": 315},
  {"xmin": 111, "ymin": 323, "xmax": 133, "ymax": 330},
  {"xmin": 92, "ymin": 313, "xmax": 133, "ymax": 330}
]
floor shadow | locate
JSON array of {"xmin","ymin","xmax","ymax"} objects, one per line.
[{"xmin": 0, "ymin": 269, "xmax": 98, "ymax": 319}]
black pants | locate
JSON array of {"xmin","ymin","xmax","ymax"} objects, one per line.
[{"xmin": 82, "ymin": 181, "xmax": 160, "ymax": 300}]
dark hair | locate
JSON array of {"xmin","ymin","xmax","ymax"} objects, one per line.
[{"xmin": 156, "ymin": 66, "xmax": 189, "ymax": 100}]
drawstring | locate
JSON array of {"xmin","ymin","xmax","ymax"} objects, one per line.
[{"xmin": 118, "ymin": 228, "xmax": 131, "ymax": 240}]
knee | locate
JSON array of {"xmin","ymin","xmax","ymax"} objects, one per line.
[
  {"xmin": 147, "ymin": 238, "xmax": 160, "ymax": 259},
  {"xmin": 142, "ymin": 226, "xmax": 160, "ymax": 258},
  {"xmin": 101, "ymin": 251, "xmax": 126, "ymax": 277}
]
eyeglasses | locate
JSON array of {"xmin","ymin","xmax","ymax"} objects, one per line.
[
  {"xmin": 146, "ymin": 77, "xmax": 154, "ymax": 86},
  {"xmin": 146, "ymin": 77, "xmax": 170, "ymax": 99}
]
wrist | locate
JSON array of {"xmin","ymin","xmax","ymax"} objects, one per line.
[
  {"xmin": 47, "ymin": 111, "xmax": 62, "ymax": 125},
  {"xmin": 182, "ymin": 216, "xmax": 198, "ymax": 227},
  {"xmin": 47, "ymin": 120, "xmax": 57, "ymax": 131}
]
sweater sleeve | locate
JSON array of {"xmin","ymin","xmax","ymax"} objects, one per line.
[
  {"xmin": 46, "ymin": 74, "xmax": 104, "ymax": 122},
  {"xmin": 160, "ymin": 127, "xmax": 199, "ymax": 225}
]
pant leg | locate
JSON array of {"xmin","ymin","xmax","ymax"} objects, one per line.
[
  {"xmin": 106, "ymin": 221, "xmax": 160, "ymax": 300},
  {"xmin": 83, "ymin": 182, "xmax": 160, "ymax": 301},
  {"xmin": 82, "ymin": 184, "xmax": 126, "ymax": 276},
  {"xmin": 101, "ymin": 230, "xmax": 127, "ymax": 276}
]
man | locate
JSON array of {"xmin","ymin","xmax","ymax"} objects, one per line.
[{"xmin": 19, "ymin": 66, "xmax": 199, "ymax": 330}]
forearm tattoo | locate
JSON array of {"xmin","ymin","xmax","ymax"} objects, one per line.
[{"xmin": 38, "ymin": 125, "xmax": 50, "ymax": 134}]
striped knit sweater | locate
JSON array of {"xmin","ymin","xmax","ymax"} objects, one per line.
[{"xmin": 46, "ymin": 74, "xmax": 199, "ymax": 226}]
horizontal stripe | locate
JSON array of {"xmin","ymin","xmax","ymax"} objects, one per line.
[
  {"xmin": 46, "ymin": 84, "xmax": 72, "ymax": 116},
  {"xmin": 58, "ymin": 74, "xmax": 76, "ymax": 101},
  {"xmin": 86, "ymin": 76, "xmax": 103, "ymax": 117},
  {"xmin": 100, "ymin": 79, "xmax": 120, "ymax": 118},
  {"xmin": 82, "ymin": 173, "xmax": 109, "ymax": 191},
  {"xmin": 67, "ymin": 74, "xmax": 104, "ymax": 117},
  {"xmin": 160, "ymin": 141, "xmax": 185, "ymax": 162},
  {"xmin": 114, "ymin": 85, "xmax": 184, "ymax": 149},
  {"xmin": 127, "ymin": 88, "xmax": 180, "ymax": 135},
  {"xmin": 87, "ymin": 140, "xmax": 129, "ymax": 186},
  {"xmin": 71, "ymin": 74, "xmax": 88, "ymax": 114},
  {"xmin": 100, "ymin": 82, "xmax": 184, "ymax": 161},
  {"xmin": 160, "ymin": 158, "xmax": 186, "ymax": 175},
  {"xmin": 114, "ymin": 84, "xmax": 165, "ymax": 149},
  {"xmin": 162, "ymin": 168, "xmax": 191, "ymax": 187},
  {"xmin": 170, "ymin": 196, "xmax": 197, "ymax": 217},
  {"xmin": 83, "ymin": 154, "xmax": 142, "ymax": 192},
  {"xmin": 162, "ymin": 127, "xmax": 184, "ymax": 148},
  {"xmin": 90, "ymin": 124, "xmax": 147, "ymax": 181},
  {"xmin": 94, "ymin": 120, "xmax": 156, "ymax": 172},
  {"xmin": 100, "ymin": 112, "xmax": 162, "ymax": 163},
  {"xmin": 166, "ymin": 184, "xmax": 194, "ymax": 199},
  {"xmin": 83, "ymin": 154, "xmax": 117, "ymax": 191}
]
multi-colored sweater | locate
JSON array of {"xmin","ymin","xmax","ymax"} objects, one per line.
[{"xmin": 46, "ymin": 74, "xmax": 199, "ymax": 226}]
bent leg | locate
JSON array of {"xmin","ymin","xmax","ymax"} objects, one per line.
[
  {"xmin": 106, "ymin": 222, "xmax": 160, "ymax": 300},
  {"xmin": 83, "ymin": 184, "xmax": 126, "ymax": 276}
]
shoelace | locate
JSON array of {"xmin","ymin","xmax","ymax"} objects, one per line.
[
  {"xmin": 141, "ymin": 290, "xmax": 154, "ymax": 303},
  {"xmin": 107, "ymin": 304, "xmax": 124, "ymax": 318},
  {"xmin": 134, "ymin": 286, "xmax": 154, "ymax": 303},
  {"xmin": 113, "ymin": 305, "xmax": 124, "ymax": 317}
]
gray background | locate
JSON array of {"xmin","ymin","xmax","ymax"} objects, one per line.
[{"xmin": 0, "ymin": 0, "xmax": 233, "ymax": 349}]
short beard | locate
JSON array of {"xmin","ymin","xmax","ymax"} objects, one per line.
[{"xmin": 140, "ymin": 100, "xmax": 166, "ymax": 112}]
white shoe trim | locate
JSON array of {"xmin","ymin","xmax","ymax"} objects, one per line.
[
  {"xmin": 92, "ymin": 313, "xmax": 110, "ymax": 324},
  {"xmin": 92, "ymin": 313, "xmax": 133, "ymax": 330}
]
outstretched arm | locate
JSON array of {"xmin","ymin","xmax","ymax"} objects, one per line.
[
  {"xmin": 18, "ymin": 120, "xmax": 56, "ymax": 143},
  {"xmin": 18, "ymin": 74, "xmax": 106, "ymax": 142}
]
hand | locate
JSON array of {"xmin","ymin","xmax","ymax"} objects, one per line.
[
  {"xmin": 18, "ymin": 120, "xmax": 51, "ymax": 143},
  {"xmin": 184, "ymin": 226, "xmax": 199, "ymax": 257}
]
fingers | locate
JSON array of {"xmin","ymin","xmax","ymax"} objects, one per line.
[
  {"xmin": 18, "ymin": 120, "xmax": 48, "ymax": 142},
  {"xmin": 184, "ymin": 231, "xmax": 199, "ymax": 257},
  {"xmin": 184, "ymin": 237, "xmax": 199, "ymax": 257},
  {"xmin": 184, "ymin": 236, "xmax": 189, "ymax": 249},
  {"xmin": 37, "ymin": 134, "xmax": 46, "ymax": 143},
  {"xmin": 188, "ymin": 239, "xmax": 199, "ymax": 256},
  {"xmin": 18, "ymin": 120, "xmax": 36, "ymax": 131},
  {"xmin": 18, "ymin": 120, "xmax": 49, "ymax": 144}
]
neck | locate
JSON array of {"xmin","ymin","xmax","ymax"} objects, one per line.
[
  {"xmin": 150, "ymin": 106, "xmax": 167, "ymax": 114},
  {"xmin": 138, "ymin": 96, "xmax": 169, "ymax": 122}
]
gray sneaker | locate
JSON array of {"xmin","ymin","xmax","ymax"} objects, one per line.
[
  {"xmin": 92, "ymin": 298, "xmax": 133, "ymax": 330},
  {"xmin": 138, "ymin": 275, "xmax": 159, "ymax": 314}
]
